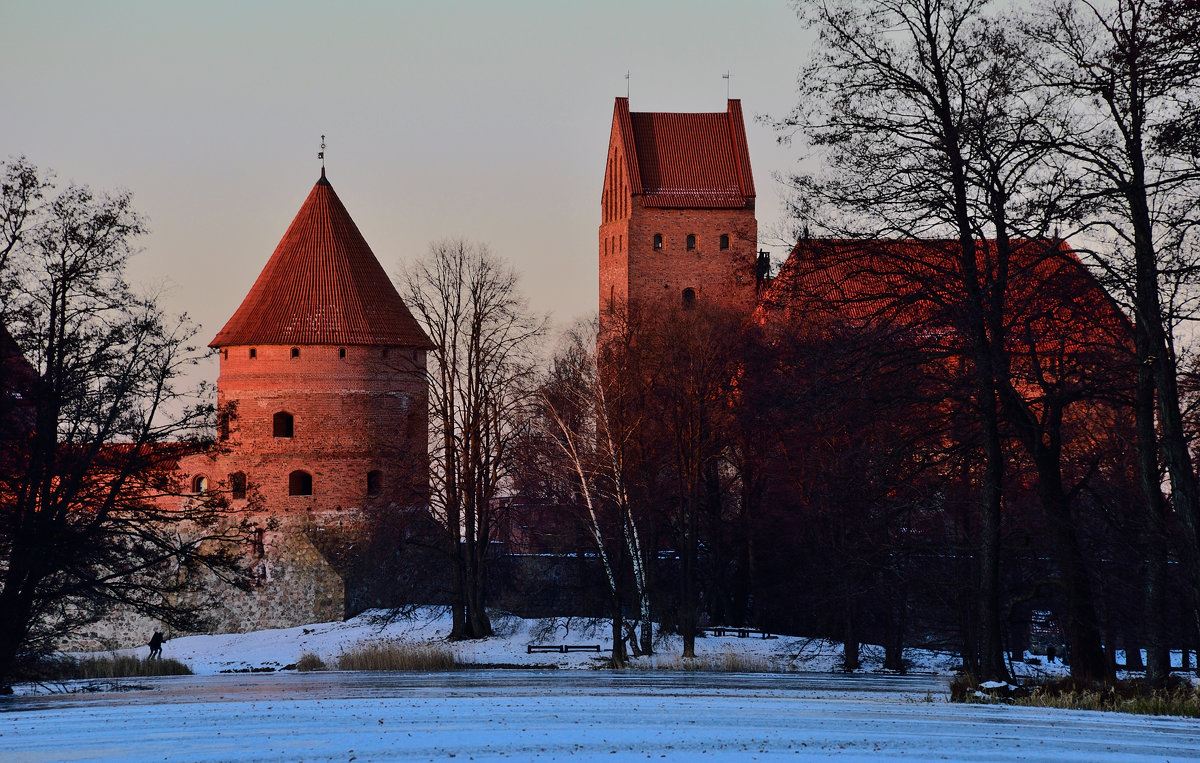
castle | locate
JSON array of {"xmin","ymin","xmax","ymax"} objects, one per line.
[{"xmin": 62, "ymin": 95, "xmax": 1126, "ymax": 649}]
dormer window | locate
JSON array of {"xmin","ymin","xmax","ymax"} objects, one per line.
[
  {"xmin": 653, "ymin": 233, "xmax": 663, "ymax": 250},
  {"xmin": 720, "ymin": 234, "xmax": 730, "ymax": 250},
  {"xmin": 273, "ymin": 411, "xmax": 294, "ymax": 438},
  {"xmin": 686, "ymin": 234, "xmax": 697, "ymax": 251},
  {"xmin": 291, "ymin": 347, "xmax": 300, "ymax": 358}
]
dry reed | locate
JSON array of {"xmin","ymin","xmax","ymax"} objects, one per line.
[
  {"xmin": 43, "ymin": 654, "xmax": 192, "ymax": 680},
  {"xmin": 335, "ymin": 640, "xmax": 459, "ymax": 671}
]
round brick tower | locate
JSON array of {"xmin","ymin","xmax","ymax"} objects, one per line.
[{"xmin": 209, "ymin": 169, "xmax": 431, "ymax": 514}]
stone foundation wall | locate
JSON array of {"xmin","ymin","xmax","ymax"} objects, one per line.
[{"xmin": 59, "ymin": 513, "xmax": 347, "ymax": 652}]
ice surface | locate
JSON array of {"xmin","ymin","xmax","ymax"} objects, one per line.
[{"xmin": 3, "ymin": 671, "xmax": 1199, "ymax": 762}]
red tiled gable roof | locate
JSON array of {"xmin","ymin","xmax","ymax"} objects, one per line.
[
  {"xmin": 758, "ymin": 238, "xmax": 1132, "ymax": 359},
  {"xmin": 211, "ymin": 172, "xmax": 431, "ymax": 349},
  {"xmin": 614, "ymin": 97, "xmax": 755, "ymax": 209}
]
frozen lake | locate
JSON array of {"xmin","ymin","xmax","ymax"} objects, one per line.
[{"xmin": 3, "ymin": 670, "xmax": 1199, "ymax": 761}]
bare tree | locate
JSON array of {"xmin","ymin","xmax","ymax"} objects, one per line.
[
  {"xmin": 401, "ymin": 240, "xmax": 545, "ymax": 639},
  {"xmin": 533, "ymin": 321, "xmax": 655, "ymax": 666},
  {"xmin": 1026, "ymin": 0, "xmax": 1200, "ymax": 687},
  {"xmin": 778, "ymin": 0, "xmax": 1132, "ymax": 681},
  {"xmin": 0, "ymin": 159, "xmax": 248, "ymax": 683}
]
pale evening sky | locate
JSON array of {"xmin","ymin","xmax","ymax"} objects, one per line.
[{"xmin": 2, "ymin": 1, "xmax": 817, "ymax": 386}]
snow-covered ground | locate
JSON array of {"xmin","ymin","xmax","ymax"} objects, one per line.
[
  {"xmin": 45, "ymin": 607, "xmax": 1072, "ymax": 680},
  {"xmin": 3, "ymin": 610, "xmax": 1198, "ymax": 762}
]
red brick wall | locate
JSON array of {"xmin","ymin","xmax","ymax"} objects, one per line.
[
  {"xmin": 210, "ymin": 343, "xmax": 429, "ymax": 513},
  {"xmin": 600, "ymin": 203, "xmax": 758, "ymax": 316}
]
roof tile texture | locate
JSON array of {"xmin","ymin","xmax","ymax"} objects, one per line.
[
  {"xmin": 211, "ymin": 174, "xmax": 430, "ymax": 349},
  {"xmin": 615, "ymin": 98, "xmax": 755, "ymax": 209}
]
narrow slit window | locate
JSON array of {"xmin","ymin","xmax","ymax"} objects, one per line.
[
  {"xmin": 653, "ymin": 233, "xmax": 663, "ymax": 250},
  {"xmin": 249, "ymin": 348, "xmax": 257, "ymax": 359},
  {"xmin": 720, "ymin": 234, "xmax": 730, "ymax": 250},
  {"xmin": 682, "ymin": 288, "xmax": 697, "ymax": 309},
  {"xmin": 230, "ymin": 471, "xmax": 247, "ymax": 500},
  {"xmin": 367, "ymin": 470, "xmax": 382, "ymax": 497},
  {"xmin": 686, "ymin": 234, "xmax": 696, "ymax": 251},
  {"xmin": 339, "ymin": 347, "xmax": 346, "ymax": 359}
]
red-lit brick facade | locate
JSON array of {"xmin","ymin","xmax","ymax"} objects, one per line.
[
  {"xmin": 600, "ymin": 98, "xmax": 758, "ymax": 317},
  {"xmin": 208, "ymin": 170, "xmax": 431, "ymax": 518}
]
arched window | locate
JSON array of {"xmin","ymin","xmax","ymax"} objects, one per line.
[
  {"xmin": 686, "ymin": 234, "xmax": 697, "ymax": 251},
  {"xmin": 273, "ymin": 411, "xmax": 294, "ymax": 438},
  {"xmin": 288, "ymin": 470, "xmax": 313, "ymax": 496},
  {"xmin": 230, "ymin": 471, "xmax": 247, "ymax": 500},
  {"xmin": 653, "ymin": 233, "xmax": 663, "ymax": 250},
  {"xmin": 291, "ymin": 347, "xmax": 300, "ymax": 358},
  {"xmin": 367, "ymin": 470, "xmax": 383, "ymax": 497},
  {"xmin": 249, "ymin": 348, "xmax": 257, "ymax": 359},
  {"xmin": 191, "ymin": 474, "xmax": 209, "ymax": 493},
  {"xmin": 682, "ymin": 288, "xmax": 697, "ymax": 309},
  {"xmin": 339, "ymin": 347, "xmax": 346, "ymax": 359},
  {"xmin": 720, "ymin": 234, "xmax": 730, "ymax": 250}
]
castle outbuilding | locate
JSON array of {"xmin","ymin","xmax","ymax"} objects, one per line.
[{"xmin": 599, "ymin": 98, "xmax": 760, "ymax": 317}]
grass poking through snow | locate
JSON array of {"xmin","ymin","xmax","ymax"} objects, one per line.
[
  {"xmin": 647, "ymin": 650, "xmax": 781, "ymax": 673},
  {"xmin": 952, "ymin": 674, "xmax": 1200, "ymax": 717},
  {"xmin": 41, "ymin": 655, "xmax": 192, "ymax": 680},
  {"xmin": 295, "ymin": 653, "xmax": 327, "ymax": 672},
  {"xmin": 336, "ymin": 640, "xmax": 459, "ymax": 671}
]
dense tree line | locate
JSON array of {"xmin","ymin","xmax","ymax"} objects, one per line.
[{"xmin": 501, "ymin": 0, "xmax": 1200, "ymax": 686}]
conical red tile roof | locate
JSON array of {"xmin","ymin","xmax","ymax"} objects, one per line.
[{"xmin": 211, "ymin": 172, "xmax": 430, "ymax": 348}]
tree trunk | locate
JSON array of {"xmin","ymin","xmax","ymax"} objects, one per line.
[
  {"xmin": 610, "ymin": 602, "xmax": 626, "ymax": 669},
  {"xmin": 883, "ymin": 579, "xmax": 907, "ymax": 673},
  {"xmin": 843, "ymin": 605, "xmax": 860, "ymax": 671},
  {"xmin": 680, "ymin": 501, "xmax": 698, "ymax": 659},
  {"xmin": 1135, "ymin": 329, "xmax": 1172, "ymax": 687},
  {"xmin": 1037, "ymin": 489, "xmax": 1110, "ymax": 682}
]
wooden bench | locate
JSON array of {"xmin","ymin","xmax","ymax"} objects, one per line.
[
  {"xmin": 526, "ymin": 644, "xmax": 603, "ymax": 654},
  {"xmin": 702, "ymin": 626, "xmax": 775, "ymax": 640}
]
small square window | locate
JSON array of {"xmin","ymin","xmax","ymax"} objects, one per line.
[{"xmin": 291, "ymin": 347, "xmax": 300, "ymax": 358}]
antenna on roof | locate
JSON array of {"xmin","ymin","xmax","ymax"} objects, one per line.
[
  {"xmin": 723, "ymin": 71, "xmax": 731, "ymax": 99},
  {"xmin": 318, "ymin": 135, "xmax": 326, "ymax": 176},
  {"xmin": 625, "ymin": 71, "xmax": 630, "ymax": 99}
]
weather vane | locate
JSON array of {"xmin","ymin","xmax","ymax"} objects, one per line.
[
  {"xmin": 625, "ymin": 71, "xmax": 630, "ymax": 99},
  {"xmin": 723, "ymin": 71, "xmax": 731, "ymax": 99},
  {"xmin": 318, "ymin": 135, "xmax": 326, "ymax": 170}
]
